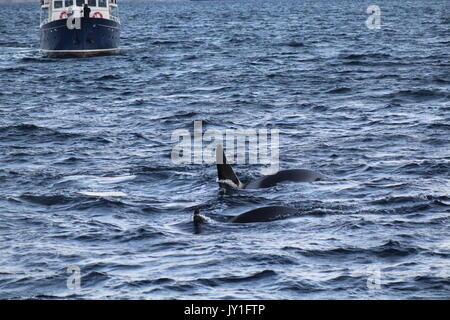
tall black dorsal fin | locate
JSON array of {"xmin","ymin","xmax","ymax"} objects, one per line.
[{"xmin": 216, "ymin": 144, "xmax": 243, "ymax": 189}]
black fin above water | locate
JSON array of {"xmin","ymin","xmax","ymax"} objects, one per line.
[
  {"xmin": 193, "ymin": 208, "xmax": 207, "ymax": 225},
  {"xmin": 216, "ymin": 144, "xmax": 243, "ymax": 189}
]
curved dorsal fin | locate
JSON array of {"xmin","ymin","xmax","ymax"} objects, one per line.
[{"xmin": 216, "ymin": 144, "xmax": 243, "ymax": 189}]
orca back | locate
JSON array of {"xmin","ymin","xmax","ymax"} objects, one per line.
[
  {"xmin": 244, "ymin": 169, "xmax": 327, "ymax": 189},
  {"xmin": 230, "ymin": 206, "xmax": 297, "ymax": 223}
]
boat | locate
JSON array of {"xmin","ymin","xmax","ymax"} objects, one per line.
[{"xmin": 39, "ymin": 0, "xmax": 120, "ymax": 57}]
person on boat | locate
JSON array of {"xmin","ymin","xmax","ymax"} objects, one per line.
[{"xmin": 83, "ymin": 4, "xmax": 91, "ymax": 18}]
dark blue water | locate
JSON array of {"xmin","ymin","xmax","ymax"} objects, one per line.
[{"xmin": 0, "ymin": 0, "xmax": 449, "ymax": 299}]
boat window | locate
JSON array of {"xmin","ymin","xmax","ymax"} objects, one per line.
[
  {"xmin": 65, "ymin": 0, "xmax": 73, "ymax": 6},
  {"xmin": 76, "ymin": 0, "xmax": 84, "ymax": 6},
  {"xmin": 98, "ymin": 0, "xmax": 106, "ymax": 7},
  {"xmin": 54, "ymin": 0, "xmax": 63, "ymax": 8},
  {"xmin": 88, "ymin": 0, "xmax": 96, "ymax": 6}
]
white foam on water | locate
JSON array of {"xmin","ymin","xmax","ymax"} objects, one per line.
[
  {"xmin": 79, "ymin": 191, "xmax": 128, "ymax": 197},
  {"xmin": 163, "ymin": 202, "xmax": 198, "ymax": 209},
  {"xmin": 90, "ymin": 175, "xmax": 136, "ymax": 184},
  {"xmin": 61, "ymin": 175, "xmax": 136, "ymax": 186}
]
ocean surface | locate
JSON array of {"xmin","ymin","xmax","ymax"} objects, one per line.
[{"xmin": 0, "ymin": 0, "xmax": 449, "ymax": 299}]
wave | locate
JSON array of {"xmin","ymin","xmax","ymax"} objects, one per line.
[
  {"xmin": 327, "ymin": 87, "xmax": 352, "ymax": 94},
  {"xmin": 284, "ymin": 240, "xmax": 418, "ymax": 259},
  {"xmin": 112, "ymin": 227, "xmax": 166, "ymax": 242},
  {"xmin": 152, "ymin": 40, "xmax": 183, "ymax": 45},
  {"xmin": 278, "ymin": 41, "xmax": 305, "ymax": 47},
  {"xmin": 199, "ymin": 270, "xmax": 277, "ymax": 286},
  {"xmin": 0, "ymin": 66, "xmax": 30, "ymax": 72},
  {"xmin": 95, "ymin": 74, "xmax": 122, "ymax": 81},
  {"xmin": 16, "ymin": 191, "xmax": 131, "ymax": 210},
  {"xmin": 68, "ymin": 197, "xmax": 128, "ymax": 211},
  {"xmin": 340, "ymin": 53, "xmax": 392, "ymax": 60},
  {"xmin": 395, "ymin": 161, "xmax": 450, "ymax": 175},
  {"xmin": 382, "ymin": 89, "xmax": 448, "ymax": 101},
  {"xmin": 19, "ymin": 193, "xmax": 75, "ymax": 206},
  {"xmin": 0, "ymin": 124, "xmax": 79, "ymax": 142},
  {"xmin": 79, "ymin": 191, "xmax": 128, "ymax": 197}
]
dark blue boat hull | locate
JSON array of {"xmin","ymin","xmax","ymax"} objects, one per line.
[{"xmin": 40, "ymin": 17, "xmax": 120, "ymax": 57}]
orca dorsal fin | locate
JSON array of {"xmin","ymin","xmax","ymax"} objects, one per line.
[
  {"xmin": 216, "ymin": 144, "xmax": 243, "ymax": 189},
  {"xmin": 193, "ymin": 208, "xmax": 206, "ymax": 225}
]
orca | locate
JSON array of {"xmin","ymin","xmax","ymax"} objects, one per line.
[
  {"xmin": 193, "ymin": 206, "xmax": 297, "ymax": 224},
  {"xmin": 216, "ymin": 144, "xmax": 327, "ymax": 189},
  {"xmin": 193, "ymin": 208, "xmax": 207, "ymax": 225},
  {"xmin": 229, "ymin": 206, "xmax": 297, "ymax": 223}
]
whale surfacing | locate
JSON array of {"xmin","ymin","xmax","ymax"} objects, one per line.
[
  {"xmin": 216, "ymin": 144, "xmax": 327, "ymax": 189},
  {"xmin": 229, "ymin": 206, "xmax": 297, "ymax": 223},
  {"xmin": 192, "ymin": 206, "xmax": 297, "ymax": 225}
]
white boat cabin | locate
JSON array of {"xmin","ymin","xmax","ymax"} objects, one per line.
[{"xmin": 40, "ymin": 0, "xmax": 119, "ymax": 24}]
